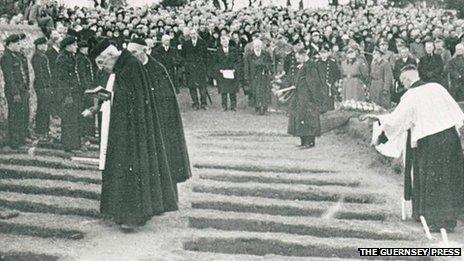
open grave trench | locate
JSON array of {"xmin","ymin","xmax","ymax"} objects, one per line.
[{"xmin": 0, "ymin": 128, "xmax": 437, "ymax": 260}]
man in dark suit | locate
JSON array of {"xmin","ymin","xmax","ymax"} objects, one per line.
[
  {"xmin": 55, "ymin": 36, "xmax": 81, "ymax": 152},
  {"xmin": 181, "ymin": 28, "xmax": 208, "ymax": 110},
  {"xmin": 215, "ymin": 35, "xmax": 241, "ymax": 111},
  {"xmin": 45, "ymin": 30, "xmax": 61, "ymax": 117},
  {"xmin": 418, "ymin": 41, "xmax": 445, "ymax": 85},
  {"xmin": 151, "ymin": 34, "xmax": 180, "ymax": 94},
  {"xmin": 0, "ymin": 34, "xmax": 30, "ymax": 149},
  {"xmin": 32, "ymin": 37, "xmax": 53, "ymax": 138},
  {"xmin": 393, "ymin": 47, "xmax": 417, "ymax": 103}
]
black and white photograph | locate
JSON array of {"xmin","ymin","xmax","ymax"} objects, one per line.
[{"xmin": 0, "ymin": 0, "xmax": 463, "ymax": 260}]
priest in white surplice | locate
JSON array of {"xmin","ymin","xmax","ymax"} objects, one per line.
[{"xmin": 363, "ymin": 65, "xmax": 464, "ymax": 232}]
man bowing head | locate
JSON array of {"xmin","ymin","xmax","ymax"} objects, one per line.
[
  {"xmin": 89, "ymin": 39, "xmax": 178, "ymax": 232},
  {"xmin": 364, "ymin": 65, "xmax": 464, "ymax": 232}
]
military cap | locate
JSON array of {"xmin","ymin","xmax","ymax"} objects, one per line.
[
  {"xmin": 4, "ymin": 34, "xmax": 23, "ymax": 46},
  {"xmin": 320, "ymin": 43, "xmax": 331, "ymax": 52},
  {"xmin": 60, "ymin": 35, "xmax": 77, "ymax": 49},
  {"xmin": 34, "ymin": 37, "xmax": 48, "ymax": 46}
]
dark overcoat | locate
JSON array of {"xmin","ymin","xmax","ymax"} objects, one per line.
[
  {"xmin": 55, "ymin": 50, "xmax": 81, "ymax": 150},
  {"xmin": 418, "ymin": 54, "xmax": 445, "ymax": 85},
  {"xmin": 214, "ymin": 46, "xmax": 241, "ymax": 94},
  {"xmin": 181, "ymin": 38, "xmax": 208, "ymax": 89},
  {"xmin": 100, "ymin": 50, "xmax": 178, "ymax": 226},
  {"xmin": 144, "ymin": 56, "xmax": 192, "ymax": 184},
  {"xmin": 287, "ymin": 61, "xmax": 324, "ymax": 137},
  {"xmin": 32, "ymin": 50, "xmax": 52, "ymax": 135},
  {"xmin": 76, "ymin": 52, "xmax": 96, "ymax": 136},
  {"xmin": 0, "ymin": 49, "xmax": 30, "ymax": 148},
  {"xmin": 448, "ymin": 55, "xmax": 464, "ymax": 101},
  {"xmin": 244, "ymin": 51, "xmax": 273, "ymax": 107},
  {"xmin": 151, "ymin": 45, "xmax": 180, "ymax": 93},
  {"xmin": 314, "ymin": 57, "xmax": 341, "ymax": 112},
  {"xmin": 45, "ymin": 46, "xmax": 60, "ymax": 115}
]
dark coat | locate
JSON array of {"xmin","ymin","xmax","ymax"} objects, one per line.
[
  {"xmin": 0, "ymin": 49, "xmax": 30, "ymax": 148},
  {"xmin": 100, "ymin": 50, "xmax": 178, "ymax": 226},
  {"xmin": 181, "ymin": 38, "xmax": 208, "ymax": 89},
  {"xmin": 287, "ymin": 61, "xmax": 324, "ymax": 137},
  {"xmin": 32, "ymin": 50, "xmax": 53, "ymax": 135},
  {"xmin": 393, "ymin": 57, "xmax": 417, "ymax": 102},
  {"xmin": 32, "ymin": 50, "xmax": 52, "ymax": 93},
  {"xmin": 314, "ymin": 57, "xmax": 341, "ymax": 112},
  {"xmin": 448, "ymin": 55, "xmax": 464, "ymax": 101},
  {"xmin": 244, "ymin": 51, "xmax": 273, "ymax": 107},
  {"xmin": 76, "ymin": 52, "xmax": 95, "ymax": 91},
  {"xmin": 214, "ymin": 46, "xmax": 241, "ymax": 94},
  {"xmin": 144, "ymin": 56, "xmax": 192, "ymax": 184},
  {"xmin": 45, "ymin": 46, "xmax": 61, "ymax": 113},
  {"xmin": 151, "ymin": 45, "xmax": 180, "ymax": 93},
  {"xmin": 55, "ymin": 50, "xmax": 81, "ymax": 150},
  {"xmin": 418, "ymin": 53, "xmax": 445, "ymax": 85}
]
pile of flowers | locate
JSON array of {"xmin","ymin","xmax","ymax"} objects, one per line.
[{"xmin": 337, "ymin": 99, "xmax": 385, "ymax": 113}]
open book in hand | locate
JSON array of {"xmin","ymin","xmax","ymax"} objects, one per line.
[{"xmin": 85, "ymin": 86, "xmax": 112, "ymax": 101}]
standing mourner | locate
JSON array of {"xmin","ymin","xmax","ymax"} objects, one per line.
[
  {"xmin": 418, "ymin": 41, "xmax": 445, "ymax": 85},
  {"xmin": 45, "ymin": 30, "xmax": 61, "ymax": 117},
  {"xmin": 244, "ymin": 39, "xmax": 273, "ymax": 115},
  {"xmin": 393, "ymin": 47, "xmax": 417, "ymax": 103},
  {"xmin": 448, "ymin": 43, "xmax": 464, "ymax": 101},
  {"xmin": 76, "ymin": 41, "xmax": 96, "ymax": 139},
  {"xmin": 287, "ymin": 49, "xmax": 324, "ymax": 149},
  {"xmin": 215, "ymin": 35, "xmax": 241, "ymax": 111},
  {"xmin": 87, "ymin": 40, "xmax": 178, "ymax": 231},
  {"xmin": 127, "ymin": 38, "xmax": 192, "ymax": 200},
  {"xmin": 182, "ymin": 29, "xmax": 208, "ymax": 110},
  {"xmin": 31, "ymin": 37, "xmax": 52, "ymax": 138},
  {"xmin": 314, "ymin": 45, "xmax": 341, "ymax": 112},
  {"xmin": 369, "ymin": 47, "xmax": 394, "ymax": 109},
  {"xmin": 434, "ymin": 38, "xmax": 452, "ymax": 89},
  {"xmin": 151, "ymin": 35, "xmax": 180, "ymax": 94},
  {"xmin": 55, "ymin": 36, "xmax": 81, "ymax": 152},
  {"xmin": 340, "ymin": 47, "xmax": 369, "ymax": 102},
  {"xmin": 365, "ymin": 66, "xmax": 464, "ymax": 232},
  {"xmin": 0, "ymin": 34, "xmax": 29, "ymax": 149}
]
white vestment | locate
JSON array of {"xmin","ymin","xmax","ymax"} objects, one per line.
[{"xmin": 372, "ymin": 82, "xmax": 464, "ymax": 160}]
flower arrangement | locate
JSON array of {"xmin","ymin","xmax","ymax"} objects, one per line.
[{"xmin": 337, "ymin": 99, "xmax": 385, "ymax": 113}]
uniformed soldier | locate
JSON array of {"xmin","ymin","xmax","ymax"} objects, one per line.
[
  {"xmin": 378, "ymin": 38, "xmax": 396, "ymax": 67},
  {"xmin": 314, "ymin": 44, "xmax": 341, "ymax": 112},
  {"xmin": 31, "ymin": 37, "xmax": 53, "ymax": 139},
  {"xmin": 55, "ymin": 36, "xmax": 82, "ymax": 152},
  {"xmin": 448, "ymin": 43, "xmax": 464, "ymax": 101},
  {"xmin": 0, "ymin": 34, "xmax": 30, "ymax": 149},
  {"xmin": 369, "ymin": 47, "xmax": 393, "ymax": 109},
  {"xmin": 45, "ymin": 30, "xmax": 62, "ymax": 117},
  {"xmin": 76, "ymin": 41, "xmax": 96, "ymax": 139}
]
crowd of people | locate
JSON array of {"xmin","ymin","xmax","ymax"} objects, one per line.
[{"xmin": 1, "ymin": 0, "xmax": 464, "ymax": 230}]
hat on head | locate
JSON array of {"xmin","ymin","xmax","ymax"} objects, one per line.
[
  {"xmin": 34, "ymin": 37, "xmax": 48, "ymax": 46},
  {"xmin": 89, "ymin": 38, "xmax": 111, "ymax": 60},
  {"xmin": 78, "ymin": 41, "xmax": 89, "ymax": 48},
  {"xmin": 4, "ymin": 34, "xmax": 23, "ymax": 46},
  {"xmin": 60, "ymin": 35, "xmax": 77, "ymax": 48},
  {"xmin": 129, "ymin": 38, "xmax": 147, "ymax": 46}
]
